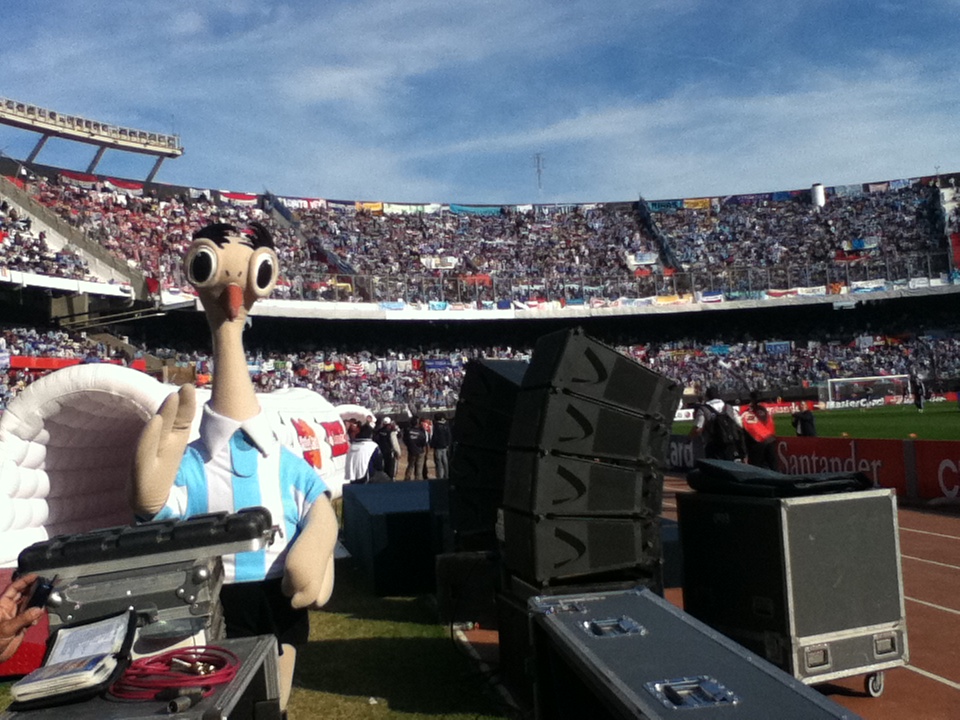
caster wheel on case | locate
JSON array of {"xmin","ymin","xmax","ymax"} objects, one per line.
[{"xmin": 866, "ymin": 671, "xmax": 884, "ymax": 697}]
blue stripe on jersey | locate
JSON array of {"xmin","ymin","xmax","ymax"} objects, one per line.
[
  {"xmin": 230, "ymin": 431, "xmax": 265, "ymax": 582},
  {"xmin": 155, "ymin": 446, "xmax": 209, "ymax": 520},
  {"xmin": 280, "ymin": 447, "xmax": 326, "ymax": 541}
]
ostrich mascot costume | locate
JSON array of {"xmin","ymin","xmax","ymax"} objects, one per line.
[{"xmin": 131, "ymin": 222, "xmax": 337, "ymax": 711}]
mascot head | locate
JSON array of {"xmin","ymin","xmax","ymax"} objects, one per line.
[{"xmin": 184, "ymin": 222, "xmax": 278, "ymax": 326}]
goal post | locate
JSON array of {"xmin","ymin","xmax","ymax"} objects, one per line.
[{"xmin": 826, "ymin": 374, "xmax": 911, "ymax": 403}]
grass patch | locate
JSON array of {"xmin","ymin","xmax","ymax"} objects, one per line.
[
  {"xmin": 674, "ymin": 401, "xmax": 960, "ymax": 440},
  {"xmin": 2, "ymin": 559, "xmax": 508, "ymax": 719},
  {"xmin": 289, "ymin": 559, "xmax": 506, "ymax": 719}
]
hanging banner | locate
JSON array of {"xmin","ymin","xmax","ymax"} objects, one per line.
[{"xmin": 219, "ymin": 191, "xmax": 258, "ymax": 206}]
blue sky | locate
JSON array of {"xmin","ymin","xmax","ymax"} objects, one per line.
[{"xmin": 1, "ymin": 1, "xmax": 957, "ymax": 205}]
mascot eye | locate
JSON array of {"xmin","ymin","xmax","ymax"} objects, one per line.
[
  {"xmin": 250, "ymin": 250, "xmax": 278, "ymax": 297},
  {"xmin": 188, "ymin": 247, "xmax": 218, "ymax": 285}
]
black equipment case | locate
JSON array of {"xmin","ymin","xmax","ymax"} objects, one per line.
[
  {"xmin": 528, "ymin": 586, "xmax": 861, "ymax": 720},
  {"xmin": 677, "ymin": 487, "xmax": 907, "ymax": 696}
]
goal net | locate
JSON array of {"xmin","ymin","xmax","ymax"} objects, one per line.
[{"xmin": 825, "ymin": 374, "xmax": 911, "ymax": 403}]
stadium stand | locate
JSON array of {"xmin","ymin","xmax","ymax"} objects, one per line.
[{"xmin": 2, "ymin": 162, "xmax": 956, "ymax": 307}]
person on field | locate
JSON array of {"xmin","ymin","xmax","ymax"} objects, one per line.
[
  {"xmin": 403, "ymin": 415, "xmax": 429, "ymax": 480},
  {"xmin": 690, "ymin": 386, "xmax": 746, "ymax": 461},
  {"xmin": 740, "ymin": 391, "xmax": 778, "ymax": 470}
]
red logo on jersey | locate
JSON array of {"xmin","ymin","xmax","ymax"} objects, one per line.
[
  {"xmin": 291, "ymin": 418, "xmax": 323, "ymax": 468},
  {"xmin": 321, "ymin": 421, "xmax": 350, "ymax": 457}
]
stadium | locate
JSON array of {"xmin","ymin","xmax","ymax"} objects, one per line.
[
  {"xmin": 2, "ymin": 94, "xmax": 959, "ymax": 417},
  {"xmin": 1, "ymin": 92, "xmax": 960, "ymax": 720}
]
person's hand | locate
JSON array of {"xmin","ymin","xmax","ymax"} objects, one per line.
[{"xmin": 0, "ymin": 574, "xmax": 46, "ymax": 663}]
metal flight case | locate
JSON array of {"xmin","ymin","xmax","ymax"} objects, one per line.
[
  {"xmin": 677, "ymin": 487, "xmax": 907, "ymax": 697},
  {"xmin": 16, "ymin": 507, "xmax": 277, "ymax": 651},
  {"xmin": 528, "ymin": 587, "xmax": 861, "ymax": 720}
]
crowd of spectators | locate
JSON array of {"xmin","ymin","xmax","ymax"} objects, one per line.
[
  {"xmin": 0, "ymin": 199, "xmax": 92, "ymax": 279},
  {"xmin": 657, "ymin": 184, "xmax": 946, "ymax": 290},
  {"xmin": 2, "ymin": 170, "xmax": 951, "ymax": 305},
  {"xmin": 3, "ymin": 322, "xmax": 959, "ymax": 415}
]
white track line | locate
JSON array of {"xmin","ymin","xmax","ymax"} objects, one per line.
[
  {"xmin": 901, "ymin": 554, "xmax": 960, "ymax": 572},
  {"xmin": 905, "ymin": 665, "xmax": 960, "ymax": 691},
  {"xmin": 900, "ymin": 527, "xmax": 960, "ymax": 542},
  {"xmin": 906, "ymin": 596, "xmax": 960, "ymax": 616}
]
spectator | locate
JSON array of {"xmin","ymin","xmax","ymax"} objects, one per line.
[
  {"xmin": 430, "ymin": 413, "xmax": 452, "ymax": 479},
  {"xmin": 402, "ymin": 415, "xmax": 429, "ymax": 481}
]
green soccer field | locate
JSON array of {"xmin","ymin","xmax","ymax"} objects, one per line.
[{"xmin": 674, "ymin": 400, "xmax": 960, "ymax": 441}]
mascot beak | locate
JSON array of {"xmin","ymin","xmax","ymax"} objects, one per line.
[{"xmin": 221, "ymin": 284, "xmax": 245, "ymax": 321}]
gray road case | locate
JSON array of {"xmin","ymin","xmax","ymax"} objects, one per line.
[
  {"xmin": 529, "ymin": 587, "xmax": 860, "ymax": 720},
  {"xmin": 677, "ymin": 488, "xmax": 907, "ymax": 695},
  {"xmin": 0, "ymin": 635, "xmax": 280, "ymax": 719}
]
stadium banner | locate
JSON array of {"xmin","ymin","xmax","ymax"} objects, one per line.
[
  {"xmin": 764, "ymin": 340, "xmax": 791, "ymax": 354},
  {"xmin": 449, "ymin": 204, "xmax": 502, "ymax": 216},
  {"xmin": 912, "ymin": 440, "xmax": 960, "ymax": 500},
  {"xmin": 277, "ymin": 196, "xmax": 327, "ymax": 210},
  {"xmin": 355, "ymin": 201, "xmax": 383, "ymax": 213},
  {"xmin": 104, "ymin": 177, "xmax": 143, "ymax": 196},
  {"xmin": 383, "ymin": 202, "xmax": 441, "ymax": 215},
  {"xmin": 648, "ymin": 199, "xmax": 682, "ymax": 213},
  {"xmin": 851, "ymin": 278, "xmax": 887, "ymax": 292},
  {"xmin": 218, "ymin": 190, "xmax": 258, "ymax": 206},
  {"xmin": 842, "ymin": 237, "xmax": 880, "ymax": 251},
  {"xmin": 423, "ymin": 359, "xmax": 456, "ymax": 372},
  {"xmin": 683, "ymin": 197, "xmax": 711, "ymax": 210},
  {"xmin": 833, "ymin": 183, "xmax": 864, "ymax": 197},
  {"xmin": 326, "ymin": 199, "xmax": 354, "ymax": 211},
  {"xmin": 766, "ymin": 288, "xmax": 798, "ymax": 297},
  {"xmin": 722, "ymin": 192, "xmax": 772, "ymax": 205},
  {"xmin": 776, "ymin": 437, "xmax": 907, "ymax": 496},
  {"xmin": 59, "ymin": 170, "xmax": 98, "ymax": 188},
  {"xmin": 796, "ymin": 285, "xmax": 827, "ymax": 296},
  {"xmin": 867, "ymin": 182, "xmax": 890, "ymax": 193},
  {"xmin": 771, "ymin": 190, "xmax": 806, "ymax": 202}
]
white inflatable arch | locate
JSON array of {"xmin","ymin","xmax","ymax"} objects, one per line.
[{"xmin": 0, "ymin": 364, "xmax": 349, "ymax": 567}]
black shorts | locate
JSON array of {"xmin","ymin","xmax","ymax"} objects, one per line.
[{"xmin": 218, "ymin": 578, "xmax": 310, "ymax": 651}]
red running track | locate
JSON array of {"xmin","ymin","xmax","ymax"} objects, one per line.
[{"xmin": 660, "ymin": 477, "xmax": 960, "ymax": 720}]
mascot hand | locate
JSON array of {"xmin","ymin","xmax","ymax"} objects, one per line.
[
  {"xmin": 282, "ymin": 498, "xmax": 337, "ymax": 609},
  {"xmin": 130, "ymin": 384, "xmax": 196, "ymax": 516}
]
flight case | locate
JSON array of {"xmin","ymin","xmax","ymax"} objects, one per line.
[
  {"xmin": 17, "ymin": 507, "xmax": 277, "ymax": 648},
  {"xmin": 677, "ymin": 488, "xmax": 907, "ymax": 696},
  {"xmin": 529, "ymin": 587, "xmax": 860, "ymax": 720}
]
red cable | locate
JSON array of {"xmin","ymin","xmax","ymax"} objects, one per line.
[{"xmin": 110, "ymin": 646, "xmax": 240, "ymax": 701}]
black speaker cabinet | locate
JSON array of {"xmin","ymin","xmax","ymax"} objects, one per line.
[
  {"xmin": 677, "ymin": 488, "xmax": 907, "ymax": 687},
  {"xmin": 436, "ymin": 551, "xmax": 498, "ymax": 626},
  {"xmin": 499, "ymin": 509, "xmax": 661, "ymax": 584},
  {"xmin": 448, "ymin": 444, "xmax": 508, "ymax": 489},
  {"xmin": 529, "ymin": 587, "xmax": 860, "ymax": 720},
  {"xmin": 503, "ymin": 451, "xmax": 663, "ymax": 516},
  {"xmin": 450, "ymin": 399, "xmax": 516, "ymax": 451},
  {"xmin": 457, "ymin": 358, "xmax": 529, "ymax": 409},
  {"xmin": 342, "ymin": 482, "xmax": 439, "ymax": 596},
  {"xmin": 522, "ymin": 327, "xmax": 682, "ymax": 422},
  {"xmin": 509, "ymin": 388, "xmax": 672, "ymax": 464},
  {"xmin": 453, "ymin": 359, "xmax": 528, "ymax": 451}
]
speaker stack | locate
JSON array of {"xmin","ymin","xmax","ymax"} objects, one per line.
[
  {"xmin": 488, "ymin": 328, "xmax": 682, "ymax": 707},
  {"xmin": 445, "ymin": 358, "xmax": 530, "ymax": 553}
]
